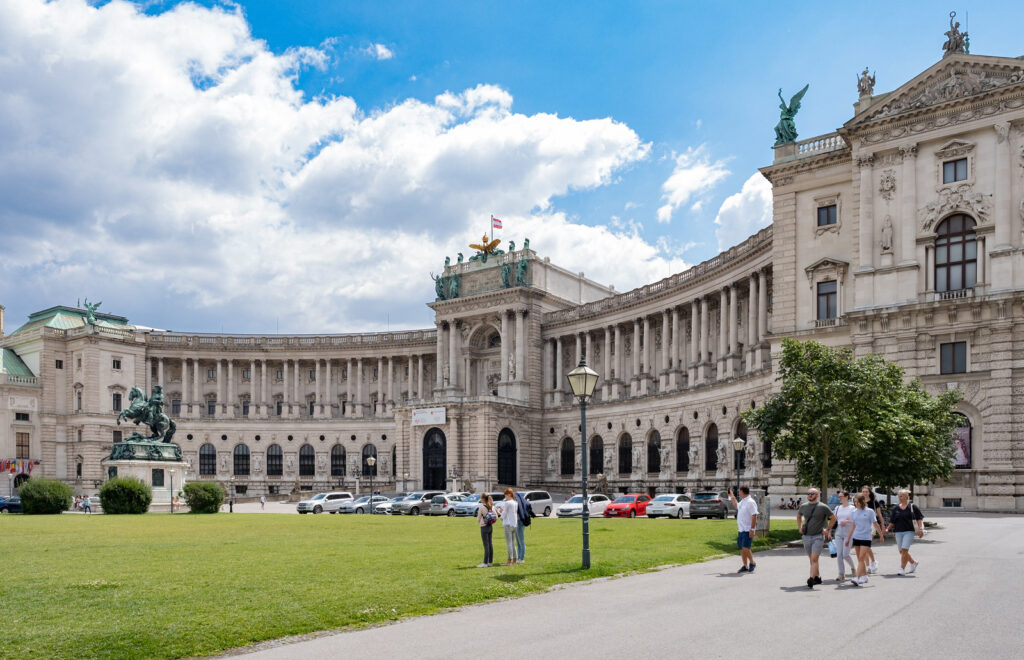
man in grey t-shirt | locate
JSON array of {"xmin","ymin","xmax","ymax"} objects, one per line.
[{"xmin": 796, "ymin": 487, "xmax": 836, "ymax": 589}]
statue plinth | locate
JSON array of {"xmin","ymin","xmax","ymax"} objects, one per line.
[{"xmin": 109, "ymin": 438, "xmax": 183, "ymax": 462}]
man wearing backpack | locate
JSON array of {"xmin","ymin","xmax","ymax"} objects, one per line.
[{"xmin": 513, "ymin": 489, "xmax": 531, "ymax": 564}]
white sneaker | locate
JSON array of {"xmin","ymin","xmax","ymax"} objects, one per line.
[
  {"xmin": 858, "ymin": 576, "xmax": 868, "ymax": 584},
  {"xmin": 870, "ymin": 561, "xmax": 878, "ymax": 572},
  {"xmin": 897, "ymin": 568, "xmax": 905, "ymax": 576},
  {"xmin": 908, "ymin": 561, "xmax": 918, "ymax": 574},
  {"xmin": 837, "ymin": 574, "xmax": 846, "ymax": 582},
  {"xmin": 477, "ymin": 563, "xmax": 488, "ymax": 568}
]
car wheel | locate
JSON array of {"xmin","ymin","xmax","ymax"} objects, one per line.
[
  {"xmin": 543, "ymin": 506, "xmax": 551, "ymax": 517},
  {"xmin": 676, "ymin": 509, "xmax": 685, "ymax": 519},
  {"xmin": 0, "ymin": 507, "xmax": 8, "ymax": 514},
  {"xmin": 629, "ymin": 510, "xmax": 636, "ymax": 518},
  {"xmin": 313, "ymin": 505, "xmax": 323, "ymax": 514},
  {"xmin": 447, "ymin": 509, "xmax": 456, "ymax": 517},
  {"xmin": 355, "ymin": 508, "xmax": 365, "ymax": 514},
  {"xmin": 410, "ymin": 507, "xmax": 420, "ymax": 515}
]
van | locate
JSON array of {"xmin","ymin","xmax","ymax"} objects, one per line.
[{"xmin": 523, "ymin": 490, "xmax": 553, "ymax": 517}]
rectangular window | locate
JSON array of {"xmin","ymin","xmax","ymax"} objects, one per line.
[
  {"xmin": 112, "ymin": 393, "xmax": 122, "ymax": 412},
  {"xmin": 15, "ymin": 412, "xmax": 30, "ymax": 422},
  {"xmin": 943, "ymin": 158, "xmax": 968, "ymax": 183},
  {"xmin": 276, "ymin": 400, "xmax": 283, "ymax": 416},
  {"xmin": 113, "ymin": 430, "xmax": 122, "ymax": 443},
  {"xmin": 76, "ymin": 391, "xmax": 82, "ymax": 411},
  {"xmin": 112, "ymin": 359, "xmax": 122, "ymax": 370},
  {"xmin": 242, "ymin": 369, "xmax": 251, "ymax": 380},
  {"xmin": 152, "ymin": 469, "xmax": 164, "ymax": 488},
  {"xmin": 76, "ymin": 463, "xmax": 82, "ymax": 477},
  {"xmin": 171, "ymin": 400, "xmax": 181, "ymax": 415},
  {"xmin": 816, "ymin": 280, "xmax": 838, "ymax": 320},
  {"xmin": 242, "ymin": 401, "xmax": 250, "ymax": 417},
  {"xmin": 816, "ymin": 204, "xmax": 837, "ymax": 227},
  {"xmin": 207, "ymin": 400, "xmax": 217, "ymax": 416},
  {"xmin": 276, "ymin": 369, "xmax": 283, "ymax": 379},
  {"xmin": 55, "ymin": 359, "xmax": 63, "ymax": 369},
  {"xmin": 309, "ymin": 369, "xmax": 316, "ymax": 381},
  {"xmin": 77, "ymin": 430, "xmax": 82, "ymax": 442},
  {"xmin": 940, "ymin": 342, "xmax": 967, "ymax": 374},
  {"xmin": 16, "ymin": 432, "xmax": 30, "ymax": 458},
  {"xmin": 77, "ymin": 358, "xmax": 82, "ymax": 369},
  {"xmin": 208, "ymin": 368, "xmax": 216, "ymax": 379},
  {"xmin": 309, "ymin": 401, "xmax": 315, "ymax": 416}
]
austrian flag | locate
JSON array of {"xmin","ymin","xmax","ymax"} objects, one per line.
[{"xmin": 491, "ymin": 216, "xmax": 503, "ymax": 230}]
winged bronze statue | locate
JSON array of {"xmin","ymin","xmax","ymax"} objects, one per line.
[
  {"xmin": 773, "ymin": 84, "xmax": 809, "ymax": 146},
  {"xmin": 469, "ymin": 234, "xmax": 501, "ymax": 254}
]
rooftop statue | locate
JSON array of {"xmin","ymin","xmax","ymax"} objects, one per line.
[
  {"xmin": 468, "ymin": 234, "xmax": 502, "ymax": 263},
  {"xmin": 942, "ymin": 11, "xmax": 968, "ymax": 57},
  {"xmin": 83, "ymin": 298, "xmax": 102, "ymax": 325},
  {"xmin": 431, "ymin": 273, "xmax": 447, "ymax": 300},
  {"xmin": 457, "ymin": 252, "xmax": 464, "ymax": 263},
  {"xmin": 516, "ymin": 256, "xmax": 529, "ymax": 286},
  {"xmin": 773, "ymin": 84, "xmax": 809, "ymax": 146},
  {"xmin": 857, "ymin": 67, "xmax": 876, "ymax": 97}
]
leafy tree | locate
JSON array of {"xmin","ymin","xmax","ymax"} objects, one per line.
[{"xmin": 743, "ymin": 338, "xmax": 961, "ymax": 493}]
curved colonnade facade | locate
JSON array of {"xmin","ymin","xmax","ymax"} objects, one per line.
[{"xmin": 4, "ymin": 50, "xmax": 1024, "ymax": 510}]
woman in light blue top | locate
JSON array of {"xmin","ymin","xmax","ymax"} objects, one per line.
[{"xmin": 846, "ymin": 493, "xmax": 885, "ymax": 585}]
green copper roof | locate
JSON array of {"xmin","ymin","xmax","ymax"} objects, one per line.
[
  {"xmin": 1, "ymin": 348, "xmax": 34, "ymax": 377},
  {"xmin": 10, "ymin": 306, "xmax": 133, "ymax": 336}
]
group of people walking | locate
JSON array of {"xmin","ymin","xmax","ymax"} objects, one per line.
[{"xmin": 476, "ymin": 488, "xmax": 531, "ymax": 567}]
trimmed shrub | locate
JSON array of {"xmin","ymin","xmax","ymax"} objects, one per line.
[
  {"xmin": 183, "ymin": 481, "xmax": 224, "ymax": 514},
  {"xmin": 99, "ymin": 477, "xmax": 153, "ymax": 514},
  {"xmin": 19, "ymin": 478, "xmax": 73, "ymax": 514}
]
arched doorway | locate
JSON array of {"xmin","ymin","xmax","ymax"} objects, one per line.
[
  {"xmin": 589, "ymin": 436, "xmax": 603, "ymax": 475},
  {"xmin": 497, "ymin": 428, "xmax": 516, "ymax": 485},
  {"xmin": 423, "ymin": 428, "xmax": 447, "ymax": 490}
]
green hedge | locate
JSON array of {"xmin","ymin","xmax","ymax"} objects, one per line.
[
  {"xmin": 182, "ymin": 481, "xmax": 224, "ymax": 514},
  {"xmin": 18, "ymin": 478, "xmax": 73, "ymax": 514},
  {"xmin": 99, "ymin": 477, "xmax": 153, "ymax": 514}
]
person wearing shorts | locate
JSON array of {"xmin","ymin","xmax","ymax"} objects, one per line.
[
  {"xmin": 885, "ymin": 489, "xmax": 924, "ymax": 576},
  {"xmin": 796, "ymin": 488, "xmax": 836, "ymax": 588},
  {"xmin": 848, "ymin": 493, "xmax": 885, "ymax": 585},
  {"xmin": 729, "ymin": 486, "xmax": 759, "ymax": 573}
]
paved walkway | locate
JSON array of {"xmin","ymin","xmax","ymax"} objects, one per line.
[{"xmin": 224, "ymin": 513, "xmax": 1021, "ymax": 660}]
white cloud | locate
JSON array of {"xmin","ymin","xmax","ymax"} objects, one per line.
[
  {"xmin": 713, "ymin": 172, "xmax": 773, "ymax": 251},
  {"xmin": 656, "ymin": 145, "xmax": 730, "ymax": 223},
  {"xmin": 364, "ymin": 42, "xmax": 394, "ymax": 60},
  {"xmin": 0, "ymin": 0, "xmax": 666, "ymax": 333}
]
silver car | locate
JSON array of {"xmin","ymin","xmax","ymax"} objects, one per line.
[
  {"xmin": 374, "ymin": 496, "xmax": 408, "ymax": 514},
  {"xmin": 393, "ymin": 491, "xmax": 444, "ymax": 516},
  {"xmin": 296, "ymin": 491, "xmax": 353, "ymax": 514},
  {"xmin": 337, "ymin": 495, "xmax": 389, "ymax": 514},
  {"xmin": 452, "ymin": 494, "xmax": 483, "ymax": 517},
  {"xmin": 646, "ymin": 493, "xmax": 692, "ymax": 519},
  {"xmin": 427, "ymin": 494, "xmax": 466, "ymax": 516}
]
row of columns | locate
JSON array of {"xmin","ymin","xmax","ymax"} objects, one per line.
[
  {"xmin": 545, "ymin": 269, "xmax": 770, "ymax": 405},
  {"xmin": 435, "ymin": 309, "xmax": 528, "ymax": 392},
  {"xmin": 147, "ymin": 355, "xmax": 431, "ymax": 419}
]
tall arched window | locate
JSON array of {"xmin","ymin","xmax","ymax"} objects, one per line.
[
  {"xmin": 704, "ymin": 424, "xmax": 719, "ymax": 471},
  {"xmin": 497, "ymin": 429, "xmax": 516, "ymax": 485},
  {"xmin": 647, "ymin": 431, "xmax": 661, "ymax": 473},
  {"xmin": 734, "ymin": 422, "xmax": 748, "ymax": 472},
  {"xmin": 589, "ymin": 436, "xmax": 603, "ymax": 475},
  {"xmin": 953, "ymin": 414, "xmax": 972, "ymax": 469},
  {"xmin": 362, "ymin": 444, "xmax": 377, "ymax": 476},
  {"xmin": 199, "ymin": 443, "xmax": 216, "ymax": 475},
  {"xmin": 233, "ymin": 444, "xmax": 250, "ymax": 476},
  {"xmin": 618, "ymin": 433, "xmax": 633, "ymax": 474},
  {"xmin": 392, "ymin": 445, "xmax": 397, "ymax": 476},
  {"xmin": 330, "ymin": 444, "xmax": 346, "ymax": 477},
  {"xmin": 560, "ymin": 437, "xmax": 575, "ymax": 476},
  {"xmin": 266, "ymin": 444, "xmax": 283, "ymax": 476},
  {"xmin": 935, "ymin": 214, "xmax": 977, "ymax": 292},
  {"xmin": 676, "ymin": 427, "xmax": 690, "ymax": 472},
  {"xmin": 299, "ymin": 444, "xmax": 315, "ymax": 476}
]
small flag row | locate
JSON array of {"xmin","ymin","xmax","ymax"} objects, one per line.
[{"xmin": 2, "ymin": 459, "xmax": 36, "ymax": 474}]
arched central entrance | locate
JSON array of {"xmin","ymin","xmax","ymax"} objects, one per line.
[
  {"xmin": 497, "ymin": 428, "xmax": 517, "ymax": 485},
  {"xmin": 423, "ymin": 428, "xmax": 447, "ymax": 490}
]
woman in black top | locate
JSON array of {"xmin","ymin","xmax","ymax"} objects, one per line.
[{"xmin": 885, "ymin": 489, "xmax": 924, "ymax": 575}]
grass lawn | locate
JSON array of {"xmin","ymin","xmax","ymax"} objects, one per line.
[{"xmin": 0, "ymin": 513, "xmax": 798, "ymax": 659}]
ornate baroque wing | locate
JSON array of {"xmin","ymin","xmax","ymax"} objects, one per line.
[{"xmin": 788, "ymin": 84, "xmax": 810, "ymax": 115}]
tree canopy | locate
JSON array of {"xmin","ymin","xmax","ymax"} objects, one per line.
[{"xmin": 743, "ymin": 338, "xmax": 961, "ymax": 493}]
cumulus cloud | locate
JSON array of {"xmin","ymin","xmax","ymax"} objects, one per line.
[
  {"xmin": 713, "ymin": 173, "xmax": 773, "ymax": 251},
  {"xmin": 655, "ymin": 145, "xmax": 730, "ymax": 223},
  {"xmin": 363, "ymin": 43, "xmax": 394, "ymax": 60},
  {"xmin": 0, "ymin": 0, "xmax": 666, "ymax": 333}
]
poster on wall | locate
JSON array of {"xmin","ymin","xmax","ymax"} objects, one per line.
[
  {"xmin": 412, "ymin": 407, "xmax": 446, "ymax": 426},
  {"xmin": 954, "ymin": 423, "xmax": 971, "ymax": 469}
]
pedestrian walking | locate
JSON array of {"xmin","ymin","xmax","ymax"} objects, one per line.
[
  {"xmin": 796, "ymin": 487, "xmax": 835, "ymax": 588},
  {"xmin": 848, "ymin": 493, "xmax": 885, "ymax": 585},
  {"xmin": 82, "ymin": 495, "xmax": 92, "ymax": 514},
  {"xmin": 829, "ymin": 490, "xmax": 856, "ymax": 581},
  {"xmin": 497, "ymin": 488, "xmax": 519, "ymax": 565},
  {"xmin": 512, "ymin": 489, "xmax": 531, "ymax": 563},
  {"xmin": 259, "ymin": 494, "xmax": 266, "ymax": 510},
  {"xmin": 728, "ymin": 486, "xmax": 759, "ymax": 573},
  {"xmin": 885, "ymin": 489, "xmax": 924, "ymax": 576},
  {"xmin": 476, "ymin": 493, "xmax": 496, "ymax": 567},
  {"xmin": 860, "ymin": 486, "xmax": 885, "ymax": 573}
]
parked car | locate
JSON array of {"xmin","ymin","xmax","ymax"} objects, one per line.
[
  {"xmin": 0, "ymin": 496, "xmax": 22, "ymax": 513},
  {"xmin": 523, "ymin": 490, "xmax": 553, "ymax": 517},
  {"xmin": 296, "ymin": 491, "xmax": 353, "ymax": 514},
  {"xmin": 452, "ymin": 494, "xmax": 483, "ymax": 517},
  {"xmin": 646, "ymin": 493, "xmax": 691, "ymax": 519},
  {"xmin": 689, "ymin": 491, "xmax": 730, "ymax": 519},
  {"xmin": 556, "ymin": 494, "xmax": 610, "ymax": 518},
  {"xmin": 603, "ymin": 493, "xmax": 653, "ymax": 518},
  {"xmin": 393, "ymin": 491, "xmax": 444, "ymax": 515},
  {"xmin": 337, "ymin": 495, "xmax": 389, "ymax": 514},
  {"xmin": 375, "ymin": 495, "xmax": 408, "ymax": 515},
  {"xmin": 427, "ymin": 494, "xmax": 466, "ymax": 516}
]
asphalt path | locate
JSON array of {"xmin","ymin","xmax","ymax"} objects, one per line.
[{"xmin": 224, "ymin": 513, "xmax": 1021, "ymax": 660}]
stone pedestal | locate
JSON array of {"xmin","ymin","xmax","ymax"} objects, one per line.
[{"xmin": 101, "ymin": 440, "xmax": 188, "ymax": 512}]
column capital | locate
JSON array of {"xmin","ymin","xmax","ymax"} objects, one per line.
[{"xmin": 855, "ymin": 153, "xmax": 875, "ymax": 168}]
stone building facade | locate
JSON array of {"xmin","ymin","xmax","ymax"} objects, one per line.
[{"xmin": 2, "ymin": 49, "xmax": 1022, "ymax": 511}]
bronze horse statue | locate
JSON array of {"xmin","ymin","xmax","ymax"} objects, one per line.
[{"xmin": 116, "ymin": 386, "xmax": 177, "ymax": 443}]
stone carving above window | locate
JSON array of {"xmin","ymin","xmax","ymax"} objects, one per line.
[
  {"xmin": 867, "ymin": 66, "xmax": 1024, "ymax": 121},
  {"xmin": 879, "ymin": 169, "xmax": 897, "ymax": 201},
  {"xmin": 919, "ymin": 183, "xmax": 992, "ymax": 232},
  {"xmin": 935, "ymin": 139, "xmax": 974, "ymax": 161},
  {"xmin": 813, "ymin": 193, "xmax": 842, "ymax": 236}
]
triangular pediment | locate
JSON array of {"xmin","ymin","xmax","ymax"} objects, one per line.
[
  {"xmin": 845, "ymin": 54, "xmax": 1024, "ymax": 130},
  {"xmin": 804, "ymin": 257, "xmax": 849, "ymax": 275}
]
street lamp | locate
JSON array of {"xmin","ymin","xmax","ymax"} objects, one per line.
[
  {"xmin": 403, "ymin": 472, "xmax": 409, "ymax": 493},
  {"xmin": 7, "ymin": 472, "xmax": 12, "ymax": 497},
  {"xmin": 732, "ymin": 436, "xmax": 746, "ymax": 495},
  {"xmin": 169, "ymin": 469, "xmax": 176, "ymax": 514},
  {"xmin": 229, "ymin": 476, "xmax": 235, "ymax": 513},
  {"xmin": 366, "ymin": 456, "xmax": 376, "ymax": 513},
  {"xmin": 566, "ymin": 357, "xmax": 600, "ymax": 569}
]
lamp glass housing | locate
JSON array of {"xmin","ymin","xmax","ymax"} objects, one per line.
[{"xmin": 566, "ymin": 361, "xmax": 599, "ymax": 401}]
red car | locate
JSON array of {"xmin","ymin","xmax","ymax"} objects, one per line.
[{"xmin": 603, "ymin": 494, "xmax": 652, "ymax": 518}]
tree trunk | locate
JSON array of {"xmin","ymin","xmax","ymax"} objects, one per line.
[{"xmin": 821, "ymin": 434, "xmax": 829, "ymax": 496}]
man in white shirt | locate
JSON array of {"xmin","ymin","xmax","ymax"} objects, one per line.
[{"xmin": 729, "ymin": 486, "xmax": 759, "ymax": 573}]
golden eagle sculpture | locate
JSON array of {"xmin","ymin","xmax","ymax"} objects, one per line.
[{"xmin": 469, "ymin": 234, "xmax": 501, "ymax": 255}]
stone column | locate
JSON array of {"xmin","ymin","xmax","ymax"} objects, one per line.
[
  {"xmin": 717, "ymin": 288, "xmax": 728, "ymax": 378},
  {"xmin": 356, "ymin": 358, "xmax": 364, "ymax": 417},
  {"xmin": 640, "ymin": 316, "xmax": 651, "ymax": 395},
  {"xmin": 500, "ymin": 311, "xmax": 510, "ymax": 382},
  {"xmin": 689, "ymin": 300, "xmax": 698, "ymax": 384},
  {"xmin": 294, "ymin": 359, "xmax": 301, "ymax": 415},
  {"xmin": 387, "ymin": 356, "xmax": 395, "ymax": 412},
  {"xmin": 515, "ymin": 310, "xmax": 525, "ymax": 379},
  {"xmin": 727, "ymin": 284, "xmax": 738, "ymax": 378},
  {"xmin": 602, "ymin": 326, "xmax": 612, "ymax": 400},
  {"xmin": 347, "ymin": 359, "xmax": 355, "ymax": 417},
  {"xmin": 631, "ymin": 319, "xmax": 640, "ymax": 396},
  {"xmin": 856, "ymin": 154, "xmax": 875, "ymax": 271},
  {"xmin": 281, "ymin": 359, "xmax": 290, "ymax": 417},
  {"xmin": 215, "ymin": 359, "xmax": 223, "ymax": 416},
  {"xmin": 758, "ymin": 269, "xmax": 769, "ymax": 340},
  {"xmin": 157, "ymin": 357, "xmax": 164, "ymax": 389},
  {"xmin": 181, "ymin": 358, "xmax": 189, "ymax": 414},
  {"xmin": 747, "ymin": 273, "xmax": 758, "ymax": 373},
  {"xmin": 145, "ymin": 357, "xmax": 152, "ymax": 395},
  {"xmin": 193, "ymin": 358, "xmax": 200, "ymax": 418},
  {"xmin": 435, "ymin": 324, "xmax": 445, "ymax": 388},
  {"xmin": 325, "ymin": 359, "xmax": 332, "ymax": 417},
  {"xmin": 260, "ymin": 359, "xmax": 268, "ymax": 417},
  {"xmin": 249, "ymin": 359, "xmax": 257, "ymax": 416},
  {"xmin": 698, "ymin": 297, "xmax": 709, "ymax": 383},
  {"xmin": 614, "ymin": 325, "xmax": 623, "ymax": 400},
  {"xmin": 417, "ymin": 354, "xmax": 424, "ymax": 401},
  {"xmin": 448, "ymin": 322, "xmax": 458, "ymax": 389},
  {"xmin": 227, "ymin": 359, "xmax": 235, "ymax": 417},
  {"xmin": 899, "ymin": 144, "xmax": 918, "ymax": 264},
  {"xmin": 555, "ymin": 337, "xmax": 564, "ymax": 402},
  {"xmin": 543, "ymin": 339, "xmax": 552, "ymax": 403},
  {"xmin": 669, "ymin": 309, "xmax": 678, "ymax": 390},
  {"xmin": 994, "ymin": 123, "xmax": 1012, "ymax": 250},
  {"xmin": 314, "ymin": 359, "xmax": 322, "ymax": 417},
  {"xmin": 377, "ymin": 357, "xmax": 384, "ymax": 415}
]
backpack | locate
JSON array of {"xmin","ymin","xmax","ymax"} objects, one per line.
[
  {"xmin": 484, "ymin": 509, "xmax": 497, "ymax": 525},
  {"xmin": 515, "ymin": 492, "xmax": 531, "ymax": 526}
]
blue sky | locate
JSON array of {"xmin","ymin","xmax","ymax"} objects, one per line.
[{"xmin": 1, "ymin": 1, "xmax": 1022, "ymax": 334}]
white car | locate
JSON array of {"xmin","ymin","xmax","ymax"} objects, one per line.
[
  {"xmin": 375, "ymin": 496, "xmax": 407, "ymax": 515},
  {"xmin": 556, "ymin": 494, "xmax": 610, "ymax": 518},
  {"xmin": 296, "ymin": 491, "xmax": 353, "ymax": 514},
  {"xmin": 646, "ymin": 493, "xmax": 691, "ymax": 519},
  {"xmin": 337, "ymin": 495, "xmax": 389, "ymax": 514}
]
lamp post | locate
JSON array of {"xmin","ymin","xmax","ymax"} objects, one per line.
[
  {"xmin": 732, "ymin": 436, "xmax": 746, "ymax": 495},
  {"xmin": 229, "ymin": 476, "xmax": 235, "ymax": 513},
  {"xmin": 169, "ymin": 469, "xmax": 175, "ymax": 514},
  {"xmin": 566, "ymin": 357, "xmax": 600, "ymax": 570},
  {"xmin": 403, "ymin": 472, "xmax": 409, "ymax": 493},
  {"xmin": 7, "ymin": 472, "xmax": 12, "ymax": 497},
  {"xmin": 366, "ymin": 456, "xmax": 376, "ymax": 513}
]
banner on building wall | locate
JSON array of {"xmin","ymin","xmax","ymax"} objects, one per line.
[
  {"xmin": 954, "ymin": 424, "xmax": 971, "ymax": 469},
  {"xmin": 411, "ymin": 407, "xmax": 446, "ymax": 426}
]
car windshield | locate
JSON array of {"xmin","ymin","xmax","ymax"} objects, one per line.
[
  {"xmin": 693, "ymin": 493, "xmax": 718, "ymax": 500},
  {"xmin": 464, "ymin": 494, "xmax": 481, "ymax": 502},
  {"xmin": 653, "ymin": 495, "xmax": 676, "ymax": 502},
  {"xmin": 614, "ymin": 496, "xmax": 636, "ymax": 503},
  {"xmin": 311, "ymin": 494, "xmax": 326, "ymax": 500},
  {"xmin": 566, "ymin": 496, "xmax": 583, "ymax": 504},
  {"xmin": 353, "ymin": 496, "xmax": 370, "ymax": 503},
  {"xmin": 406, "ymin": 493, "xmax": 423, "ymax": 500},
  {"xmin": 389, "ymin": 497, "xmax": 404, "ymax": 502}
]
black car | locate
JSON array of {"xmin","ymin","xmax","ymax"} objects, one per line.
[{"xmin": 0, "ymin": 496, "xmax": 22, "ymax": 513}]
